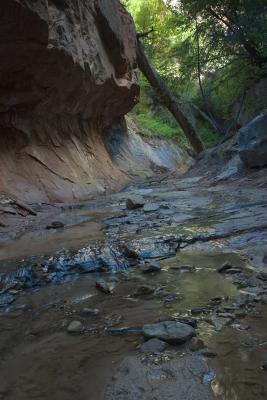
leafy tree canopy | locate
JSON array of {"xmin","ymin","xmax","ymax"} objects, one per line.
[{"xmin": 123, "ymin": 0, "xmax": 267, "ymax": 146}]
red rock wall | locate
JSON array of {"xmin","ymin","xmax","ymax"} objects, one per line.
[
  {"xmin": 0, "ymin": 0, "xmax": 139, "ymax": 202},
  {"xmin": 0, "ymin": 1, "xmax": 189, "ymax": 205}
]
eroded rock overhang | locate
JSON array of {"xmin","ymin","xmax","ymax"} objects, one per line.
[{"xmin": 0, "ymin": 0, "xmax": 140, "ymax": 202}]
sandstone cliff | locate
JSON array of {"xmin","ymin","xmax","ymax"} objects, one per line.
[{"xmin": 0, "ymin": 0, "xmax": 189, "ymax": 205}]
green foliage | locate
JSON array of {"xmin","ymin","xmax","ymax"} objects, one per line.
[
  {"xmin": 132, "ymin": 95, "xmax": 188, "ymax": 144},
  {"xmin": 124, "ymin": 0, "xmax": 267, "ymax": 148}
]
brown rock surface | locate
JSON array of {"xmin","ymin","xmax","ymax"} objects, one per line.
[{"xmin": 0, "ymin": 0, "xmax": 139, "ymax": 203}]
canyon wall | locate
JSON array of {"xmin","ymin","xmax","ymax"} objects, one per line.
[{"xmin": 0, "ymin": 0, "xmax": 189, "ymax": 204}]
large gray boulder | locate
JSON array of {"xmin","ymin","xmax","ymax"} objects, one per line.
[
  {"xmin": 239, "ymin": 112, "xmax": 267, "ymax": 168},
  {"xmin": 142, "ymin": 321, "xmax": 195, "ymax": 344}
]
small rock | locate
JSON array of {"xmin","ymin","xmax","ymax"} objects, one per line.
[
  {"xmin": 189, "ymin": 337, "xmax": 205, "ymax": 352},
  {"xmin": 140, "ymin": 338, "xmax": 168, "ymax": 354},
  {"xmin": 142, "ymin": 321, "xmax": 195, "ymax": 344},
  {"xmin": 171, "ymin": 265, "xmax": 196, "ymax": 273},
  {"xmin": 134, "ymin": 284, "xmax": 156, "ymax": 297},
  {"xmin": 262, "ymin": 361, "xmax": 267, "ymax": 371},
  {"xmin": 80, "ymin": 308, "xmax": 100, "ymax": 317},
  {"xmin": 126, "ymin": 196, "xmax": 145, "ymax": 210},
  {"xmin": 191, "ymin": 307, "xmax": 208, "ymax": 315},
  {"xmin": 198, "ymin": 349, "xmax": 217, "ymax": 358},
  {"xmin": 211, "ymin": 317, "xmax": 232, "ymax": 331},
  {"xmin": 210, "ymin": 296, "xmax": 222, "ymax": 303},
  {"xmin": 231, "ymin": 323, "xmax": 250, "ymax": 331},
  {"xmin": 160, "ymin": 203, "xmax": 170, "ymax": 209},
  {"xmin": 143, "ymin": 203, "xmax": 160, "ymax": 213},
  {"xmin": 67, "ymin": 320, "xmax": 84, "ymax": 334},
  {"xmin": 217, "ymin": 312, "xmax": 235, "ymax": 319},
  {"xmin": 202, "ymin": 371, "xmax": 216, "ymax": 385},
  {"xmin": 46, "ymin": 221, "xmax": 65, "ymax": 229},
  {"xmin": 217, "ymin": 261, "xmax": 233, "ymax": 273},
  {"xmin": 235, "ymin": 311, "xmax": 247, "ymax": 319},
  {"xmin": 256, "ymin": 272, "xmax": 267, "ymax": 281},
  {"xmin": 224, "ymin": 268, "xmax": 242, "ymax": 274},
  {"xmin": 139, "ymin": 260, "xmax": 161, "ymax": 273},
  {"xmin": 163, "ymin": 293, "xmax": 179, "ymax": 304},
  {"xmin": 175, "ymin": 317, "xmax": 198, "ymax": 328},
  {"xmin": 95, "ymin": 280, "xmax": 114, "ymax": 294}
]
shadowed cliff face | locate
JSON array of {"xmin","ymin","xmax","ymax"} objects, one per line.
[
  {"xmin": 0, "ymin": 0, "xmax": 189, "ymax": 203},
  {"xmin": 0, "ymin": 0, "xmax": 138, "ymax": 118}
]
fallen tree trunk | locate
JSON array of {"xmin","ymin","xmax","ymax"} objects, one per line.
[{"xmin": 136, "ymin": 40, "xmax": 204, "ymax": 153}]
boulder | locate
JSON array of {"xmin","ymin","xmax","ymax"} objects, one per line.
[
  {"xmin": 142, "ymin": 321, "xmax": 196, "ymax": 344},
  {"xmin": 239, "ymin": 112, "xmax": 267, "ymax": 168}
]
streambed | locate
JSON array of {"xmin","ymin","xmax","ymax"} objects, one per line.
[{"xmin": 0, "ymin": 173, "xmax": 267, "ymax": 400}]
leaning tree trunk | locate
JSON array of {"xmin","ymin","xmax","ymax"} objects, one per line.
[{"xmin": 136, "ymin": 40, "xmax": 204, "ymax": 153}]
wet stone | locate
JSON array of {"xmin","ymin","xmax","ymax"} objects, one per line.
[
  {"xmin": 142, "ymin": 321, "xmax": 196, "ymax": 344},
  {"xmin": 163, "ymin": 293, "xmax": 179, "ymax": 304},
  {"xmin": 198, "ymin": 350, "xmax": 217, "ymax": 358},
  {"xmin": 175, "ymin": 317, "xmax": 198, "ymax": 328},
  {"xmin": 231, "ymin": 323, "xmax": 250, "ymax": 331},
  {"xmin": 139, "ymin": 260, "xmax": 161, "ymax": 273},
  {"xmin": 171, "ymin": 265, "xmax": 196, "ymax": 273},
  {"xmin": 235, "ymin": 310, "xmax": 247, "ymax": 318},
  {"xmin": 191, "ymin": 307, "xmax": 208, "ymax": 315},
  {"xmin": 143, "ymin": 203, "xmax": 160, "ymax": 213},
  {"xmin": 217, "ymin": 261, "xmax": 233, "ymax": 273},
  {"xmin": 46, "ymin": 221, "xmax": 65, "ymax": 229},
  {"xmin": 126, "ymin": 196, "xmax": 145, "ymax": 210},
  {"xmin": 216, "ymin": 312, "xmax": 235, "ymax": 319},
  {"xmin": 224, "ymin": 268, "xmax": 242, "ymax": 275},
  {"xmin": 140, "ymin": 338, "xmax": 168, "ymax": 354},
  {"xmin": 211, "ymin": 317, "xmax": 232, "ymax": 331},
  {"xmin": 134, "ymin": 284, "xmax": 156, "ymax": 297},
  {"xmin": 80, "ymin": 308, "xmax": 100, "ymax": 317},
  {"xmin": 189, "ymin": 337, "xmax": 205, "ymax": 352},
  {"xmin": 95, "ymin": 279, "xmax": 114, "ymax": 294},
  {"xmin": 257, "ymin": 272, "xmax": 267, "ymax": 281},
  {"xmin": 67, "ymin": 320, "xmax": 84, "ymax": 334}
]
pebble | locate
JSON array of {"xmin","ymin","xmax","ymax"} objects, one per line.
[
  {"xmin": 134, "ymin": 284, "xmax": 156, "ymax": 297},
  {"xmin": 189, "ymin": 337, "xmax": 205, "ymax": 352},
  {"xmin": 217, "ymin": 261, "xmax": 233, "ymax": 273},
  {"xmin": 143, "ymin": 203, "xmax": 160, "ymax": 213},
  {"xmin": 80, "ymin": 308, "xmax": 100, "ymax": 317},
  {"xmin": 139, "ymin": 260, "xmax": 161, "ymax": 273},
  {"xmin": 67, "ymin": 320, "xmax": 84, "ymax": 334},
  {"xmin": 95, "ymin": 280, "xmax": 114, "ymax": 294},
  {"xmin": 46, "ymin": 221, "xmax": 65, "ymax": 229},
  {"xmin": 197, "ymin": 349, "xmax": 217, "ymax": 358},
  {"xmin": 211, "ymin": 317, "xmax": 232, "ymax": 331},
  {"xmin": 191, "ymin": 307, "xmax": 208, "ymax": 315}
]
